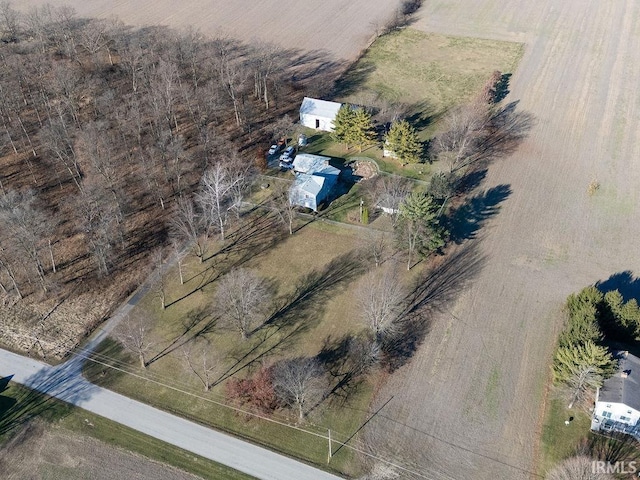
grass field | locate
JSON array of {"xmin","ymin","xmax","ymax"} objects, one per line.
[
  {"xmin": 83, "ymin": 218, "xmax": 409, "ymax": 477},
  {"xmin": 337, "ymin": 28, "xmax": 524, "ymax": 137},
  {"xmin": 0, "ymin": 383, "xmax": 253, "ymax": 480}
]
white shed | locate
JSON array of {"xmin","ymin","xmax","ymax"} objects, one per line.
[{"xmin": 299, "ymin": 97, "xmax": 342, "ymax": 132}]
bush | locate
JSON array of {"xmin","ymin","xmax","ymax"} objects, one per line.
[{"xmin": 225, "ymin": 366, "xmax": 280, "ymax": 413}]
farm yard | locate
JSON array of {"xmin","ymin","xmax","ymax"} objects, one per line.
[{"xmin": 84, "ymin": 219, "xmax": 385, "ymax": 478}]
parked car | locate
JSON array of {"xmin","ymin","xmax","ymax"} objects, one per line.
[
  {"xmin": 279, "ymin": 146, "xmax": 296, "ymax": 161},
  {"xmin": 279, "ymin": 160, "xmax": 294, "ymax": 170},
  {"xmin": 268, "ymin": 144, "xmax": 279, "ymax": 156}
]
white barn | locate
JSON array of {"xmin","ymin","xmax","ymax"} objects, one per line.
[
  {"xmin": 299, "ymin": 97, "xmax": 342, "ymax": 132},
  {"xmin": 289, "ymin": 153, "xmax": 340, "ymax": 211},
  {"xmin": 592, "ymin": 351, "xmax": 640, "ymax": 437}
]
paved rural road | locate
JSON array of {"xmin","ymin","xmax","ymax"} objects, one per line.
[{"xmin": 0, "ymin": 346, "xmax": 342, "ymax": 480}]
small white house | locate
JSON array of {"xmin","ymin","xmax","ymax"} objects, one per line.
[
  {"xmin": 592, "ymin": 351, "xmax": 640, "ymax": 436},
  {"xmin": 299, "ymin": 97, "xmax": 342, "ymax": 132},
  {"xmin": 289, "ymin": 153, "xmax": 340, "ymax": 211}
]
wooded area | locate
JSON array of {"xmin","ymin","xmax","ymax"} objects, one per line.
[{"xmin": 0, "ymin": 2, "xmax": 336, "ymax": 357}]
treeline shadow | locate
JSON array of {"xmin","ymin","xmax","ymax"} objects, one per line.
[
  {"xmin": 0, "ymin": 368, "xmax": 94, "ymax": 436},
  {"xmin": 596, "ymin": 271, "xmax": 640, "ymax": 303},
  {"xmin": 474, "ymin": 101, "xmax": 536, "ymax": 168},
  {"xmin": 446, "ymin": 184, "xmax": 512, "ymax": 244},
  {"xmin": 383, "ymin": 242, "xmax": 485, "ymax": 371}
]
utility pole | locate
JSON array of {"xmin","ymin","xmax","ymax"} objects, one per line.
[{"xmin": 327, "ymin": 429, "xmax": 332, "ymax": 463}]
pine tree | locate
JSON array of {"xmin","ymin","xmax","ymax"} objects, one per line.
[
  {"xmin": 385, "ymin": 119, "xmax": 422, "ymax": 164},
  {"xmin": 331, "ymin": 105, "xmax": 356, "ymax": 148},
  {"xmin": 396, "ymin": 191, "xmax": 446, "ymax": 270},
  {"xmin": 350, "ymin": 108, "xmax": 377, "ymax": 152},
  {"xmin": 553, "ymin": 341, "xmax": 617, "ymax": 407}
]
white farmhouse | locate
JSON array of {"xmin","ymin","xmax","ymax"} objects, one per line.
[
  {"xmin": 299, "ymin": 97, "xmax": 342, "ymax": 132},
  {"xmin": 591, "ymin": 351, "xmax": 640, "ymax": 437}
]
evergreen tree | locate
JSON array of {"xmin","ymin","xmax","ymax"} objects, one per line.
[
  {"xmin": 331, "ymin": 105, "xmax": 356, "ymax": 147},
  {"xmin": 603, "ymin": 290, "xmax": 640, "ymax": 340},
  {"xmin": 350, "ymin": 108, "xmax": 377, "ymax": 152},
  {"xmin": 396, "ymin": 191, "xmax": 446, "ymax": 270},
  {"xmin": 385, "ymin": 119, "xmax": 422, "ymax": 164},
  {"xmin": 331, "ymin": 105, "xmax": 376, "ymax": 151},
  {"xmin": 553, "ymin": 341, "xmax": 616, "ymax": 385}
]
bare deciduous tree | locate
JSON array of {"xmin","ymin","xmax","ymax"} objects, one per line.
[
  {"xmin": 364, "ymin": 230, "xmax": 389, "ymax": 268},
  {"xmin": 214, "ymin": 268, "xmax": 270, "ymax": 340},
  {"xmin": 356, "ymin": 268, "xmax": 405, "ymax": 343},
  {"xmin": 435, "ymin": 101, "xmax": 490, "ymax": 173},
  {"xmin": 546, "ymin": 455, "xmax": 613, "ymax": 480},
  {"xmin": 170, "ymin": 196, "xmax": 208, "ymax": 262},
  {"xmin": 363, "ymin": 175, "xmax": 411, "ymax": 225},
  {"xmin": 198, "ymin": 161, "xmax": 246, "ymax": 241},
  {"xmin": 151, "ymin": 249, "xmax": 167, "ymax": 310},
  {"xmin": 0, "ymin": 1, "xmax": 21, "ymax": 43},
  {"xmin": 270, "ymin": 182, "xmax": 297, "ymax": 235},
  {"xmin": 0, "ymin": 190, "xmax": 50, "ymax": 292},
  {"xmin": 115, "ymin": 311, "xmax": 155, "ymax": 369},
  {"xmin": 180, "ymin": 338, "xmax": 219, "ymax": 392},
  {"xmin": 272, "ymin": 357, "xmax": 328, "ymax": 422}
]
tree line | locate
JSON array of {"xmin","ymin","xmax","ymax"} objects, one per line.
[{"xmin": 553, "ymin": 286, "xmax": 640, "ymax": 409}]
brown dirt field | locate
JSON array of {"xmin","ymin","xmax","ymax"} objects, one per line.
[
  {"xmin": 17, "ymin": 0, "xmax": 403, "ymax": 61},
  {"xmin": 366, "ymin": 2, "xmax": 640, "ymax": 479},
  {"xmin": 0, "ymin": 422, "xmax": 199, "ymax": 480}
]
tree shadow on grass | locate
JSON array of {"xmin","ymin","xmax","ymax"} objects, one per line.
[
  {"xmin": 145, "ymin": 307, "xmax": 217, "ymax": 366},
  {"xmin": 165, "ymin": 213, "xmax": 286, "ymax": 309},
  {"xmin": 382, "ymin": 242, "xmax": 485, "ymax": 371},
  {"xmin": 596, "ymin": 271, "xmax": 640, "ymax": 303},
  {"xmin": 332, "ymin": 61, "xmax": 377, "ymax": 99},
  {"xmin": 266, "ymin": 250, "xmax": 366, "ymax": 329},
  {"xmin": 446, "ymin": 184, "xmax": 512, "ymax": 244},
  {"xmin": 317, "ymin": 334, "xmax": 374, "ymax": 403},
  {"xmin": 582, "ymin": 431, "xmax": 640, "ymax": 463}
]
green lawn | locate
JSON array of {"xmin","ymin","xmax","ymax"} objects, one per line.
[
  {"xmin": 0, "ymin": 382, "xmax": 254, "ymax": 479},
  {"xmin": 539, "ymin": 395, "xmax": 592, "ymax": 474},
  {"xmin": 83, "ymin": 218, "xmax": 409, "ymax": 478},
  {"xmin": 337, "ymin": 28, "xmax": 524, "ymax": 137}
]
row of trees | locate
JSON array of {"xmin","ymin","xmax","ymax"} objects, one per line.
[
  {"xmin": 332, "ymin": 105, "xmax": 423, "ymax": 163},
  {"xmin": 552, "ymin": 286, "xmax": 640, "ymax": 409}
]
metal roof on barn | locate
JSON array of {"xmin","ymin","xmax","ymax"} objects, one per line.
[{"xmin": 300, "ymin": 97, "xmax": 342, "ymax": 120}]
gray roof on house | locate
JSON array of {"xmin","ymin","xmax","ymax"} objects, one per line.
[
  {"xmin": 293, "ymin": 173, "xmax": 325, "ymax": 197},
  {"xmin": 300, "ymin": 97, "xmax": 342, "ymax": 119},
  {"xmin": 599, "ymin": 352, "xmax": 640, "ymax": 412},
  {"xmin": 292, "ymin": 153, "xmax": 340, "ymax": 177}
]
